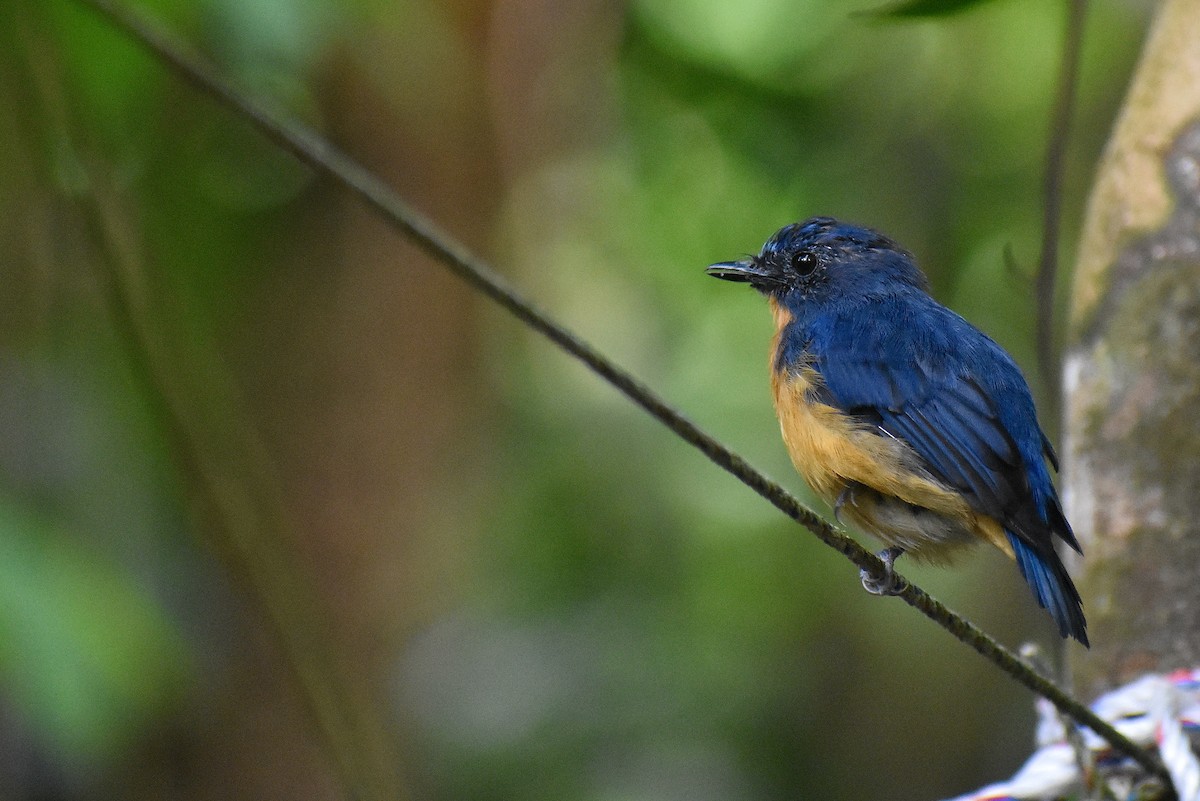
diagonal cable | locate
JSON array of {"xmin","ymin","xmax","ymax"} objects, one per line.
[{"xmin": 69, "ymin": 0, "xmax": 1167, "ymax": 782}]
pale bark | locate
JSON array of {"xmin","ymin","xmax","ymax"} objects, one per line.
[{"xmin": 1065, "ymin": 0, "xmax": 1200, "ymax": 697}]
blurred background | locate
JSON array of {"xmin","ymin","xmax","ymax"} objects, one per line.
[{"xmin": 0, "ymin": 0, "xmax": 1154, "ymax": 798}]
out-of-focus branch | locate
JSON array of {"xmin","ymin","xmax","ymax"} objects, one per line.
[
  {"xmin": 19, "ymin": 8, "xmax": 405, "ymax": 801},
  {"xmin": 1034, "ymin": 0, "xmax": 1087, "ymax": 399}
]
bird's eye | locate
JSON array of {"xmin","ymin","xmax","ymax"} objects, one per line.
[{"xmin": 792, "ymin": 250, "xmax": 819, "ymax": 276}]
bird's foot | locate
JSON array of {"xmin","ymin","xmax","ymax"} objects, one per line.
[
  {"xmin": 860, "ymin": 547, "xmax": 907, "ymax": 596},
  {"xmin": 833, "ymin": 485, "xmax": 856, "ymax": 524}
]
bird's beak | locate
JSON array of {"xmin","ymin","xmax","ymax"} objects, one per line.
[{"xmin": 705, "ymin": 259, "xmax": 769, "ymax": 283}]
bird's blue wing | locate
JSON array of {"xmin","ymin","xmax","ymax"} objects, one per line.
[
  {"xmin": 797, "ymin": 297, "xmax": 1086, "ymax": 642},
  {"xmin": 800, "ymin": 297, "xmax": 1079, "ymax": 555}
]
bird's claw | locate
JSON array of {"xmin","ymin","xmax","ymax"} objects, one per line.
[{"xmin": 859, "ymin": 547, "xmax": 907, "ymax": 596}]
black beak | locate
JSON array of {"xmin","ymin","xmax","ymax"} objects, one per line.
[{"xmin": 706, "ymin": 258, "xmax": 772, "ymax": 284}]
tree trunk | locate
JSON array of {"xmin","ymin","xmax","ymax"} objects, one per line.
[{"xmin": 1065, "ymin": 0, "xmax": 1200, "ymax": 696}]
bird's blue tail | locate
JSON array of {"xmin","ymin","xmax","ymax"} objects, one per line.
[{"xmin": 1007, "ymin": 532, "xmax": 1089, "ymax": 646}]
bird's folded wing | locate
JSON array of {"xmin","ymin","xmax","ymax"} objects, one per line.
[{"xmin": 808, "ymin": 306, "xmax": 1078, "ymax": 554}]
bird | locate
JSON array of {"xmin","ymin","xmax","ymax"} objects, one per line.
[{"xmin": 706, "ymin": 217, "xmax": 1087, "ymax": 645}]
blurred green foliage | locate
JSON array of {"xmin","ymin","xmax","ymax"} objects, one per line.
[
  {"xmin": 1, "ymin": 0, "xmax": 1150, "ymax": 799},
  {"xmin": 0, "ymin": 498, "xmax": 189, "ymax": 763}
]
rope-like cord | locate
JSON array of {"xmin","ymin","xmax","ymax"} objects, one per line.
[
  {"xmin": 947, "ymin": 670, "xmax": 1200, "ymax": 801},
  {"xmin": 68, "ymin": 0, "xmax": 1167, "ymax": 782},
  {"xmin": 1155, "ymin": 675, "xmax": 1200, "ymax": 801}
]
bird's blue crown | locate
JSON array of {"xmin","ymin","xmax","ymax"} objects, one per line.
[{"xmin": 759, "ymin": 217, "xmax": 931, "ymax": 306}]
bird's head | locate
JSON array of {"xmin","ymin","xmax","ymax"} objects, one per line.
[{"xmin": 706, "ymin": 217, "xmax": 929, "ymax": 304}]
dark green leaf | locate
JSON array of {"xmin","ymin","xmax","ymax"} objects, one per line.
[{"xmin": 860, "ymin": 0, "xmax": 1003, "ymax": 19}]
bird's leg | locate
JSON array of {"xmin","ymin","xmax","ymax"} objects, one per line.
[
  {"xmin": 860, "ymin": 547, "xmax": 907, "ymax": 596},
  {"xmin": 833, "ymin": 484, "xmax": 856, "ymax": 524}
]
